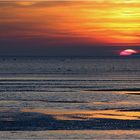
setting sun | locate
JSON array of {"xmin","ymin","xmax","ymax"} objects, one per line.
[{"xmin": 120, "ymin": 49, "xmax": 138, "ymax": 56}]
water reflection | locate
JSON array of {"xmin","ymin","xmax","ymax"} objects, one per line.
[{"xmin": 22, "ymin": 108, "xmax": 140, "ymax": 121}]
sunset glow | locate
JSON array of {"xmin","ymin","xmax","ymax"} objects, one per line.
[
  {"xmin": 1, "ymin": 1, "xmax": 140, "ymax": 137},
  {"xmin": 0, "ymin": 0, "xmax": 140, "ymax": 55}
]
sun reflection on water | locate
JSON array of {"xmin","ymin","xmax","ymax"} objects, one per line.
[{"xmin": 21, "ymin": 108, "xmax": 140, "ymax": 121}]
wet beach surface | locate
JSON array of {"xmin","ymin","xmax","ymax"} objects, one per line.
[{"xmin": 0, "ymin": 57, "xmax": 139, "ymax": 139}]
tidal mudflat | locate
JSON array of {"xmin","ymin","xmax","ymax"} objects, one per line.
[{"xmin": 0, "ymin": 57, "xmax": 139, "ymax": 139}]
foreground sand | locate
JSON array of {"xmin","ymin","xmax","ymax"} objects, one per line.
[{"xmin": 0, "ymin": 130, "xmax": 140, "ymax": 139}]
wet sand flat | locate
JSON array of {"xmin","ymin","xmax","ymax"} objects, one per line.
[
  {"xmin": 0, "ymin": 57, "xmax": 140, "ymax": 139},
  {"xmin": 0, "ymin": 130, "xmax": 140, "ymax": 139}
]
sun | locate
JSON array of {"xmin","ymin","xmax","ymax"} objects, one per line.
[{"xmin": 120, "ymin": 49, "xmax": 137, "ymax": 56}]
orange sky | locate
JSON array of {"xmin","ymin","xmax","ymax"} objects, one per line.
[{"xmin": 0, "ymin": 1, "xmax": 140, "ymax": 56}]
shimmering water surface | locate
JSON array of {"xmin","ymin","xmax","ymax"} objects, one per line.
[{"xmin": 0, "ymin": 57, "xmax": 140, "ymax": 139}]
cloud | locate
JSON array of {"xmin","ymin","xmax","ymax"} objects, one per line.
[{"xmin": 0, "ymin": 1, "xmax": 140, "ymax": 56}]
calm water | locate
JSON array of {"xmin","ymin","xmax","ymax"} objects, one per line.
[{"xmin": 0, "ymin": 57, "xmax": 140, "ymax": 139}]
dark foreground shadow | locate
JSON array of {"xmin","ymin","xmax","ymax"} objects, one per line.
[{"xmin": 0, "ymin": 112, "xmax": 140, "ymax": 131}]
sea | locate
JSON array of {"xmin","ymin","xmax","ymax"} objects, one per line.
[{"xmin": 0, "ymin": 56, "xmax": 139, "ymax": 139}]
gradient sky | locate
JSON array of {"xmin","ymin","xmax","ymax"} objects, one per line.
[{"xmin": 0, "ymin": 0, "xmax": 140, "ymax": 56}]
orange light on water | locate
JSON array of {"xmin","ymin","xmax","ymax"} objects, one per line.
[{"xmin": 22, "ymin": 108, "xmax": 140, "ymax": 121}]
